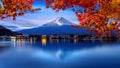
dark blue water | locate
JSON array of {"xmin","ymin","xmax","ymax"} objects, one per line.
[{"xmin": 0, "ymin": 39, "xmax": 120, "ymax": 68}]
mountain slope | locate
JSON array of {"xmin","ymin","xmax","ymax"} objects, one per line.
[
  {"xmin": 0, "ymin": 25, "xmax": 15, "ymax": 36},
  {"xmin": 43, "ymin": 17, "xmax": 75, "ymax": 27},
  {"xmin": 17, "ymin": 17, "xmax": 90, "ymax": 35},
  {"xmin": 17, "ymin": 25, "xmax": 90, "ymax": 35}
]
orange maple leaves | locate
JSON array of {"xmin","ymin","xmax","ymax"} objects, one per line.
[
  {"xmin": 46, "ymin": 0, "xmax": 98, "ymax": 11},
  {"xmin": 0, "ymin": 0, "xmax": 34, "ymax": 20}
]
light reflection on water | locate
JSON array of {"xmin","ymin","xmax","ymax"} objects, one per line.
[
  {"xmin": 42, "ymin": 38, "xmax": 47, "ymax": 46},
  {"xmin": 0, "ymin": 38, "xmax": 120, "ymax": 68}
]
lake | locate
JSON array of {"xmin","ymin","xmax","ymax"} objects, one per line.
[{"xmin": 0, "ymin": 38, "xmax": 120, "ymax": 68}]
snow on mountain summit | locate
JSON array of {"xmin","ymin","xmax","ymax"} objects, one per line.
[{"xmin": 43, "ymin": 17, "xmax": 74, "ymax": 26}]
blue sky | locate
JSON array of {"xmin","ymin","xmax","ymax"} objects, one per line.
[{"xmin": 0, "ymin": 1, "xmax": 79, "ymax": 31}]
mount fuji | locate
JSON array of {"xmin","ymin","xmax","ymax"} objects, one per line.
[
  {"xmin": 43, "ymin": 17, "xmax": 75, "ymax": 27},
  {"xmin": 17, "ymin": 17, "xmax": 90, "ymax": 35}
]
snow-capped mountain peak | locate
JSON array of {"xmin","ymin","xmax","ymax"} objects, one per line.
[
  {"xmin": 43, "ymin": 17, "xmax": 74, "ymax": 26},
  {"xmin": 54, "ymin": 17, "xmax": 72, "ymax": 25}
]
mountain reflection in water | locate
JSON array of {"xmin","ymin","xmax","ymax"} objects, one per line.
[{"xmin": 0, "ymin": 38, "xmax": 120, "ymax": 68}]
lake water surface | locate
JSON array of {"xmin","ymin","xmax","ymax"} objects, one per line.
[{"xmin": 0, "ymin": 39, "xmax": 120, "ymax": 68}]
